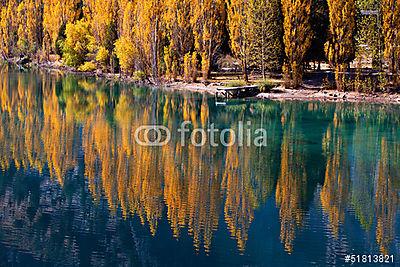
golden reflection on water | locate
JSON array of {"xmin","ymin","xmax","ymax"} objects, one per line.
[{"xmin": 0, "ymin": 68, "xmax": 399, "ymax": 256}]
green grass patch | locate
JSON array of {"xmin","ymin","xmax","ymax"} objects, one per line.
[
  {"xmin": 224, "ymin": 80, "xmax": 247, "ymax": 87},
  {"xmin": 257, "ymin": 80, "xmax": 277, "ymax": 92}
]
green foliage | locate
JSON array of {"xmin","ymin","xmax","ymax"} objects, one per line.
[
  {"xmin": 249, "ymin": 0, "xmax": 284, "ymax": 75},
  {"xmin": 356, "ymin": 0, "xmax": 382, "ymax": 70},
  {"xmin": 257, "ymin": 80, "xmax": 277, "ymax": 92},
  {"xmin": 224, "ymin": 80, "xmax": 247, "ymax": 87},
  {"xmin": 62, "ymin": 20, "xmax": 95, "ymax": 67}
]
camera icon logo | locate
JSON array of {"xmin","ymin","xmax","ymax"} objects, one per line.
[{"xmin": 134, "ymin": 125, "xmax": 171, "ymax": 146}]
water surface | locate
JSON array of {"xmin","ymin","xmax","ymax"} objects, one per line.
[{"xmin": 0, "ymin": 67, "xmax": 399, "ymax": 266}]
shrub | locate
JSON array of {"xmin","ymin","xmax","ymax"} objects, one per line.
[
  {"xmin": 96, "ymin": 46, "xmax": 109, "ymax": 66},
  {"xmin": 224, "ymin": 80, "xmax": 247, "ymax": 87},
  {"xmin": 258, "ymin": 81, "xmax": 276, "ymax": 92},
  {"xmin": 183, "ymin": 52, "xmax": 197, "ymax": 82},
  {"xmin": 78, "ymin": 61, "xmax": 97, "ymax": 72},
  {"xmin": 133, "ymin": 70, "xmax": 146, "ymax": 81},
  {"xmin": 114, "ymin": 37, "xmax": 135, "ymax": 74},
  {"xmin": 62, "ymin": 20, "xmax": 95, "ymax": 67}
]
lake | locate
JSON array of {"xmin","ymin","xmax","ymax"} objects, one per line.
[{"xmin": 0, "ymin": 67, "xmax": 399, "ymax": 266}]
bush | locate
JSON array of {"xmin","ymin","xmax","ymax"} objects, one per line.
[
  {"xmin": 224, "ymin": 80, "xmax": 247, "ymax": 87},
  {"xmin": 257, "ymin": 81, "xmax": 276, "ymax": 92},
  {"xmin": 114, "ymin": 37, "xmax": 136, "ymax": 74},
  {"xmin": 62, "ymin": 20, "xmax": 95, "ymax": 67},
  {"xmin": 183, "ymin": 52, "xmax": 197, "ymax": 82},
  {"xmin": 96, "ymin": 46, "xmax": 109, "ymax": 66},
  {"xmin": 78, "ymin": 61, "xmax": 97, "ymax": 72},
  {"xmin": 133, "ymin": 70, "xmax": 146, "ymax": 81}
]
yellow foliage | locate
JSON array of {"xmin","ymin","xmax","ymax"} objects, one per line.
[
  {"xmin": 281, "ymin": 0, "xmax": 312, "ymax": 88},
  {"xmin": 114, "ymin": 36, "xmax": 135, "ymax": 74},
  {"xmin": 63, "ymin": 19, "xmax": 95, "ymax": 67},
  {"xmin": 191, "ymin": 0, "xmax": 225, "ymax": 80},
  {"xmin": 78, "ymin": 61, "xmax": 97, "ymax": 72},
  {"xmin": 325, "ymin": 0, "xmax": 356, "ymax": 91},
  {"xmin": 382, "ymin": 0, "xmax": 400, "ymax": 84},
  {"xmin": 183, "ymin": 52, "xmax": 197, "ymax": 82},
  {"xmin": 96, "ymin": 46, "xmax": 109, "ymax": 66}
]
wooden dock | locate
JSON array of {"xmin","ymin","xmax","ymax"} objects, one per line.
[{"xmin": 216, "ymin": 85, "xmax": 259, "ymax": 99}]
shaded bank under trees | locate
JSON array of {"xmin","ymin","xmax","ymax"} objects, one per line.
[{"xmin": 1, "ymin": 0, "xmax": 400, "ymax": 91}]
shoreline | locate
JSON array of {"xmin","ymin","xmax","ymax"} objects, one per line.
[
  {"xmin": 163, "ymin": 83, "xmax": 400, "ymax": 105},
  {"xmin": 4, "ymin": 59, "xmax": 400, "ymax": 105}
]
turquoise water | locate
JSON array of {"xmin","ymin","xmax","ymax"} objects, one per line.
[{"xmin": 0, "ymin": 68, "xmax": 399, "ymax": 266}]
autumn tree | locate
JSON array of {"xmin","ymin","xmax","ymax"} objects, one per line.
[
  {"xmin": 325, "ymin": 0, "xmax": 356, "ymax": 91},
  {"xmin": 0, "ymin": 0, "xmax": 18, "ymax": 57},
  {"xmin": 115, "ymin": 0, "xmax": 164, "ymax": 80},
  {"xmin": 355, "ymin": 0, "xmax": 382, "ymax": 70},
  {"xmin": 85, "ymin": 0, "xmax": 118, "ymax": 67},
  {"xmin": 382, "ymin": 0, "xmax": 400, "ymax": 84},
  {"xmin": 191, "ymin": 0, "xmax": 225, "ymax": 80},
  {"xmin": 16, "ymin": 0, "xmax": 43, "ymax": 55},
  {"xmin": 225, "ymin": 0, "xmax": 252, "ymax": 82},
  {"xmin": 114, "ymin": 1, "xmax": 136, "ymax": 74},
  {"xmin": 42, "ymin": 0, "xmax": 81, "ymax": 56},
  {"xmin": 163, "ymin": 0, "xmax": 193, "ymax": 80},
  {"xmin": 281, "ymin": 0, "xmax": 313, "ymax": 88}
]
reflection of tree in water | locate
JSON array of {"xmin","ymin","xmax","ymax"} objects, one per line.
[
  {"xmin": 275, "ymin": 108, "xmax": 308, "ymax": 254},
  {"xmin": 350, "ymin": 115, "xmax": 378, "ymax": 231},
  {"xmin": 320, "ymin": 112, "xmax": 350, "ymax": 237},
  {"xmin": 375, "ymin": 138, "xmax": 399, "ymax": 254},
  {"xmin": 0, "ymin": 69, "xmax": 399, "ymax": 262}
]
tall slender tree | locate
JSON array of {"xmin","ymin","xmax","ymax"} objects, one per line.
[
  {"xmin": 325, "ymin": 0, "xmax": 356, "ymax": 91},
  {"xmin": 281, "ymin": 0, "xmax": 313, "ymax": 88},
  {"xmin": 191, "ymin": 0, "xmax": 225, "ymax": 81},
  {"xmin": 225, "ymin": 0, "xmax": 252, "ymax": 82},
  {"xmin": 249, "ymin": 0, "xmax": 283, "ymax": 78},
  {"xmin": 0, "ymin": 0, "xmax": 18, "ymax": 57},
  {"xmin": 163, "ymin": 0, "xmax": 193, "ymax": 79}
]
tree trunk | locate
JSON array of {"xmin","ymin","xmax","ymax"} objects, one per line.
[
  {"xmin": 152, "ymin": 18, "xmax": 159, "ymax": 84},
  {"xmin": 242, "ymin": 59, "xmax": 248, "ymax": 83}
]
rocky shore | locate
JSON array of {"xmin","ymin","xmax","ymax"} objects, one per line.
[
  {"xmin": 257, "ymin": 87, "xmax": 400, "ymax": 104},
  {"xmin": 165, "ymin": 82, "xmax": 400, "ymax": 105}
]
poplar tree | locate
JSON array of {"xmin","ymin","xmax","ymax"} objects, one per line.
[
  {"xmin": 191, "ymin": 0, "xmax": 225, "ymax": 80},
  {"xmin": 356, "ymin": 0, "xmax": 382, "ymax": 70},
  {"xmin": 325, "ymin": 0, "xmax": 356, "ymax": 91},
  {"xmin": 16, "ymin": 0, "xmax": 43, "ymax": 55},
  {"xmin": 281, "ymin": 0, "xmax": 313, "ymax": 88},
  {"xmin": 85, "ymin": 0, "xmax": 118, "ymax": 66},
  {"xmin": 114, "ymin": 1, "xmax": 136, "ymax": 74},
  {"xmin": 0, "ymin": 0, "xmax": 18, "ymax": 57},
  {"xmin": 225, "ymin": 0, "xmax": 252, "ymax": 82},
  {"xmin": 163, "ymin": 0, "xmax": 193, "ymax": 79},
  {"xmin": 135, "ymin": 0, "xmax": 164, "ymax": 80},
  {"xmin": 43, "ymin": 0, "xmax": 63, "ymax": 55}
]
